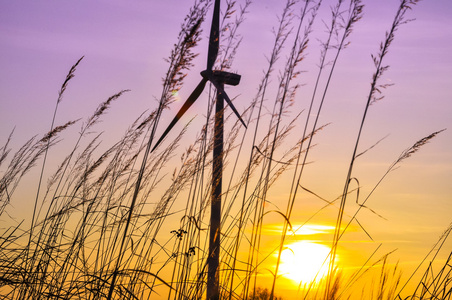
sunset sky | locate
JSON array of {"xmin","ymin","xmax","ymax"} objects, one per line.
[{"xmin": 1, "ymin": 0, "xmax": 451, "ymax": 298}]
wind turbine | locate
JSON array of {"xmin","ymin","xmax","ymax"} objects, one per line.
[{"xmin": 151, "ymin": 0, "xmax": 245, "ymax": 299}]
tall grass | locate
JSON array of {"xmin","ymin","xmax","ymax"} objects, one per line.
[{"xmin": 0, "ymin": 0, "xmax": 449, "ymax": 299}]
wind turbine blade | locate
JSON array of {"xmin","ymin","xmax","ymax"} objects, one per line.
[
  {"xmin": 207, "ymin": 0, "xmax": 220, "ymax": 71},
  {"xmin": 207, "ymin": 75, "xmax": 247, "ymax": 129},
  {"xmin": 151, "ymin": 78, "xmax": 208, "ymax": 152}
]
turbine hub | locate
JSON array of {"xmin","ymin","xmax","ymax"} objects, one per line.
[{"xmin": 201, "ymin": 70, "xmax": 241, "ymax": 86}]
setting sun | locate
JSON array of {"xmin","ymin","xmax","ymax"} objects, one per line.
[{"xmin": 278, "ymin": 241, "xmax": 333, "ymax": 285}]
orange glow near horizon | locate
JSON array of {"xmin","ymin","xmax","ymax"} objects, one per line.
[{"xmin": 264, "ymin": 224, "xmax": 336, "ymax": 236}]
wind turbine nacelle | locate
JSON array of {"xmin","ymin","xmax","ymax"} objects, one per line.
[{"xmin": 201, "ymin": 70, "xmax": 241, "ymax": 86}]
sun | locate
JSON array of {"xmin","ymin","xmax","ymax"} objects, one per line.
[{"xmin": 277, "ymin": 241, "xmax": 332, "ymax": 285}]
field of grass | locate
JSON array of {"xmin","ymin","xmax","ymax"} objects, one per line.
[{"xmin": 1, "ymin": 0, "xmax": 451, "ymax": 299}]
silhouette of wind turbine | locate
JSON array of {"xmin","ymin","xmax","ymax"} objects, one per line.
[
  {"xmin": 151, "ymin": 1, "xmax": 245, "ymax": 153},
  {"xmin": 151, "ymin": 1, "xmax": 245, "ymax": 299}
]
